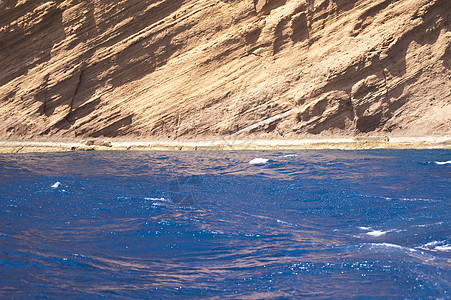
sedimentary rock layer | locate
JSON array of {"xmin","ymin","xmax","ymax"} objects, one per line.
[{"xmin": 1, "ymin": 0, "xmax": 450, "ymax": 138}]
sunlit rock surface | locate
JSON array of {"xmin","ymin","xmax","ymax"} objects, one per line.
[{"xmin": 0, "ymin": 0, "xmax": 450, "ymax": 139}]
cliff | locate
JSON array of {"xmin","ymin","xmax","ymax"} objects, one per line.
[{"xmin": 1, "ymin": 0, "xmax": 450, "ymax": 139}]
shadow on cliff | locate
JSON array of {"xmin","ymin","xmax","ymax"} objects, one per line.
[
  {"xmin": 34, "ymin": 0, "xmax": 98, "ymax": 119},
  {"xmin": 297, "ymin": 0, "xmax": 449, "ymax": 134},
  {"xmin": 0, "ymin": 1, "xmax": 66, "ymax": 88},
  {"xmin": 42, "ymin": 0, "xmax": 186, "ymax": 136},
  {"xmin": 90, "ymin": 115, "xmax": 134, "ymax": 137},
  {"xmin": 273, "ymin": 0, "xmax": 356, "ymax": 54},
  {"xmin": 66, "ymin": 0, "xmax": 186, "ymax": 109}
]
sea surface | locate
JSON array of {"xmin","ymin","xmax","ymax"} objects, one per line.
[{"xmin": 0, "ymin": 149, "xmax": 450, "ymax": 299}]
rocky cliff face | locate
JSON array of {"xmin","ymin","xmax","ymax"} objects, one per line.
[{"xmin": 1, "ymin": 0, "xmax": 450, "ymax": 139}]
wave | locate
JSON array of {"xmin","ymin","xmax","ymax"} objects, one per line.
[
  {"xmin": 366, "ymin": 230, "xmax": 388, "ymax": 237},
  {"xmin": 359, "ymin": 193, "xmax": 439, "ymax": 203},
  {"xmin": 276, "ymin": 219, "xmax": 297, "ymax": 226},
  {"xmin": 418, "ymin": 241, "xmax": 451, "ymax": 253},
  {"xmin": 249, "ymin": 158, "xmax": 270, "ymax": 165},
  {"xmin": 358, "ymin": 227, "xmax": 400, "ymax": 237},
  {"xmin": 51, "ymin": 181, "xmax": 61, "ymax": 188},
  {"xmin": 434, "ymin": 160, "xmax": 451, "ymax": 165},
  {"xmin": 412, "ymin": 222, "xmax": 444, "ymax": 228},
  {"xmin": 144, "ymin": 197, "xmax": 171, "ymax": 203},
  {"xmin": 329, "ymin": 242, "xmax": 450, "ymax": 270},
  {"xmin": 356, "ymin": 243, "xmax": 439, "ymax": 261},
  {"xmin": 144, "ymin": 197, "xmax": 173, "ymax": 206},
  {"xmin": 364, "ymin": 242, "xmax": 406, "ymax": 250},
  {"xmin": 355, "ymin": 243, "xmax": 451, "ymax": 269}
]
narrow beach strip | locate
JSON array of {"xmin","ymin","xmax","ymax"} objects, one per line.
[{"xmin": 0, "ymin": 136, "xmax": 450, "ymax": 153}]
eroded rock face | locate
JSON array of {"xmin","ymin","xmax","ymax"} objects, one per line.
[{"xmin": 0, "ymin": 0, "xmax": 450, "ymax": 139}]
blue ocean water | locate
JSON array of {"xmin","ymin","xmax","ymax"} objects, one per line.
[{"xmin": 0, "ymin": 150, "xmax": 449, "ymax": 299}]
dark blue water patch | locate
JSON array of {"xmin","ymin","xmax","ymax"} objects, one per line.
[{"xmin": 0, "ymin": 150, "xmax": 449, "ymax": 298}]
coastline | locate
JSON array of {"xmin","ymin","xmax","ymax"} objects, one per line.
[{"xmin": 0, "ymin": 136, "xmax": 450, "ymax": 153}]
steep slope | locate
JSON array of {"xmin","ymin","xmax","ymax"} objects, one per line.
[{"xmin": 0, "ymin": 0, "xmax": 450, "ymax": 139}]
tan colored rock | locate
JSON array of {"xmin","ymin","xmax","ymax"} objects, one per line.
[{"xmin": 0, "ymin": 0, "xmax": 450, "ymax": 140}]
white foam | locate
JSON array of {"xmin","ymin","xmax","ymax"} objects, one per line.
[
  {"xmin": 277, "ymin": 219, "xmax": 295, "ymax": 226},
  {"xmin": 362, "ymin": 243, "xmax": 433, "ymax": 257},
  {"xmin": 434, "ymin": 160, "xmax": 451, "ymax": 165},
  {"xmin": 423, "ymin": 241, "xmax": 440, "ymax": 247},
  {"xmin": 145, "ymin": 197, "xmax": 172, "ymax": 206},
  {"xmin": 366, "ymin": 230, "xmax": 388, "ymax": 237},
  {"xmin": 249, "ymin": 158, "xmax": 269, "ymax": 165},
  {"xmin": 281, "ymin": 154, "xmax": 298, "ymax": 158},
  {"xmin": 144, "ymin": 197, "xmax": 170, "ymax": 202},
  {"xmin": 435, "ymin": 245, "xmax": 451, "ymax": 252},
  {"xmin": 363, "ymin": 243, "xmax": 404, "ymax": 250},
  {"xmin": 399, "ymin": 197, "xmax": 438, "ymax": 202},
  {"xmin": 381, "ymin": 196, "xmax": 437, "ymax": 202},
  {"xmin": 359, "ymin": 226, "xmax": 395, "ymax": 237},
  {"xmin": 369, "ymin": 243, "xmax": 418, "ymax": 253},
  {"xmin": 51, "ymin": 182, "xmax": 61, "ymax": 189},
  {"xmin": 419, "ymin": 241, "xmax": 451, "ymax": 252},
  {"xmin": 358, "ymin": 226, "xmax": 371, "ymax": 230}
]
